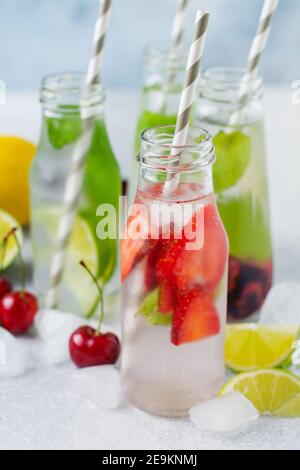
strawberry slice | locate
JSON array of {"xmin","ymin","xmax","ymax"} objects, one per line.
[
  {"xmin": 144, "ymin": 243, "xmax": 162, "ymax": 292},
  {"xmin": 156, "ymin": 239, "xmax": 185, "ymax": 284},
  {"xmin": 174, "ymin": 204, "xmax": 228, "ymax": 291},
  {"xmin": 171, "ymin": 289, "xmax": 220, "ymax": 346},
  {"xmin": 158, "ymin": 281, "xmax": 175, "ymax": 314},
  {"xmin": 121, "ymin": 238, "xmax": 152, "ymax": 282},
  {"xmin": 121, "ymin": 209, "xmax": 153, "ymax": 282}
]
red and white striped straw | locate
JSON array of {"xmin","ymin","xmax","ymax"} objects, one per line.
[
  {"xmin": 46, "ymin": 0, "xmax": 112, "ymax": 309},
  {"xmin": 230, "ymin": 0, "xmax": 279, "ymax": 126},
  {"xmin": 162, "ymin": 10, "xmax": 209, "ymax": 198}
]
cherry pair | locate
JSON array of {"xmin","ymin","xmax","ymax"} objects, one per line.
[
  {"xmin": 0, "ymin": 228, "xmax": 38, "ymax": 335},
  {"xmin": 69, "ymin": 261, "xmax": 120, "ymax": 369}
]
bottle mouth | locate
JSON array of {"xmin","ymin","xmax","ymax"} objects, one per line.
[
  {"xmin": 200, "ymin": 66, "xmax": 263, "ymax": 103},
  {"xmin": 40, "ymin": 72, "xmax": 105, "ymax": 115},
  {"xmin": 140, "ymin": 125, "xmax": 215, "ymax": 172},
  {"xmin": 144, "ymin": 45, "xmax": 186, "ymax": 75}
]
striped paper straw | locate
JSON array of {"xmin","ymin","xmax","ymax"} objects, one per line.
[
  {"xmin": 229, "ymin": 0, "xmax": 279, "ymax": 125},
  {"xmin": 160, "ymin": 0, "xmax": 189, "ymax": 111},
  {"xmin": 173, "ymin": 10, "xmax": 209, "ymax": 146},
  {"xmin": 171, "ymin": 0, "xmax": 190, "ymax": 50},
  {"xmin": 46, "ymin": 0, "xmax": 112, "ymax": 309},
  {"xmin": 162, "ymin": 10, "xmax": 209, "ymax": 198}
]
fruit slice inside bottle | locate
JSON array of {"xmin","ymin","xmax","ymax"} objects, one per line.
[
  {"xmin": 31, "ymin": 207, "xmax": 99, "ymax": 316},
  {"xmin": 213, "ymin": 126, "xmax": 273, "ymax": 319},
  {"xmin": 0, "ymin": 209, "xmax": 23, "ymax": 270},
  {"xmin": 122, "ymin": 198, "xmax": 228, "ymax": 346}
]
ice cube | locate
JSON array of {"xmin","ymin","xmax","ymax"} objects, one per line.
[
  {"xmin": 35, "ymin": 310, "xmax": 119, "ymax": 366},
  {"xmin": 35, "ymin": 309, "xmax": 84, "ymax": 365},
  {"xmin": 0, "ymin": 328, "xmax": 33, "ymax": 378},
  {"xmin": 189, "ymin": 392, "xmax": 259, "ymax": 433},
  {"xmin": 35, "ymin": 309, "xmax": 84, "ymax": 340},
  {"xmin": 259, "ymin": 282, "xmax": 300, "ymax": 325},
  {"xmin": 65, "ymin": 366, "xmax": 123, "ymax": 410}
]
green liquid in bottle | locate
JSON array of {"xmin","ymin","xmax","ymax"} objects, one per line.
[{"xmin": 81, "ymin": 119, "xmax": 122, "ymax": 283}]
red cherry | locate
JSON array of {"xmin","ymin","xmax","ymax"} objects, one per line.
[
  {"xmin": 0, "ymin": 277, "xmax": 12, "ymax": 299},
  {"xmin": 228, "ymin": 257, "xmax": 241, "ymax": 293},
  {"xmin": 235, "ymin": 282, "xmax": 264, "ymax": 319},
  {"xmin": 0, "ymin": 291, "xmax": 38, "ymax": 335},
  {"xmin": 69, "ymin": 325, "xmax": 120, "ymax": 368}
]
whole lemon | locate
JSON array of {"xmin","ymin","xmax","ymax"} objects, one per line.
[{"xmin": 0, "ymin": 136, "xmax": 36, "ymax": 226}]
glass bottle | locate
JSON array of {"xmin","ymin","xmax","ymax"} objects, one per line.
[
  {"xmin": 121, "ymin": 125, "xmax": 229, "ymax": 417},
  {"xmin": 196, "ymin": 67, "xmax": 273, "ymax": 320},
  {"xmin": 128, "ymin": 45, "xmax": 185, "ymax": 204},
  {"xmin": 30, "ymin": 73, "xmax": 122, "ymax": 322}
]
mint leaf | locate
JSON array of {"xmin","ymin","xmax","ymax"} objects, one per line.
[
  {"xmin": 213, "ymin": 131, "xmax": 252, "ymax": 193},
  {"xmin": 139, "ymin": 289, "xmax": 172, "ymax": 327},
  {"xmin": 47, "ymin": 115, "xmax": 82, "ymax": 150}
]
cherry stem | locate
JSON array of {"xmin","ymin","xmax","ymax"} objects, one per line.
[
  {"xmin": 80, "ymin": 260, "xmax": 104, "ymax": 335},
  {"xmin": 5, "ymin": 228, "xmax": 26, "ymax": 297}
]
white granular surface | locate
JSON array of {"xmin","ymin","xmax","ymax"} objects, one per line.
[{"xmin": 0, "ymin": 358, "xmax": 299, "ymax": 450}]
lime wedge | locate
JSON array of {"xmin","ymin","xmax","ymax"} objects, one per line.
[
  {"xmin": 221, "ymin": 369, "xmax": 300, "ymax": 417},
  {"xmin": 32, "ymin": 207, "xmax": 99, "ymax": 317},
  {"xmin": 226, "ymin": 324, "xmax": 299, "ymax": 372},
  {"xmin": 0, "ymin": 209, "xmax": 23, "ymax": 271},
  {"xmin": 139, "ymin": 289, "xmax": 172, "ymax": 327},
  {"xmin": 213, "ymin": 130, "xmax": 252, "ymax": 194}
]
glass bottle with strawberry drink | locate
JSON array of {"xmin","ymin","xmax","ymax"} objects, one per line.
[
  {"xmin": 128, "ymin": 46, "xmax": 186, "ymax": 204},
  {"xmin": 121, "ymin": 126, "xmax": 229, "ymax": 417},
  {"xmin": 196, "ymin": 67, "xmax": 273, "ymax": 320}
]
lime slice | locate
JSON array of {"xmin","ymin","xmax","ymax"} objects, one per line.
[
  {"xmin": 139, "ymin": 289, "xmax": 172, "ymax": 327},
  {"xmin": 0, "ymin": 209, "xmax": 23, "ymax": 271},
  {"xmin": 213, "ymin": 130, "xmax": 252, "ymax": 194},
  {"xmin": 221, "ymin": 369, "xmax": 300, "ymax": 417},
  {"xmin": 32, "ymin": 207, "xmax": 99, "ymax": 317},
  {"xmin": 226, "ymin": 324, "xmax": 299, "ymax": 372}
]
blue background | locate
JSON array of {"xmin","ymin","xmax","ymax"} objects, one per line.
[{"xmin": 0, "ymin": 0, "xmax": 298, "ymax": 90}]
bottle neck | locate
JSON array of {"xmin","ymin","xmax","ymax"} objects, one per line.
[
  {"xmin": 40, "ymin": 72, "xmax": 105, "ymax": 120},
  {"xmin": 141, "ymin": 46, "xmax": 185, "ymax": 117},
  {"xmin": 138, "ymin": 126, "xmax": 215, "ymax": 200},
  {"xmin": 38, "ymin": 73, "xmax": 105, "ymax": 151},
  {"xmin": 198, "ymin": 67, "xmax": 264, "ymax": 127}
]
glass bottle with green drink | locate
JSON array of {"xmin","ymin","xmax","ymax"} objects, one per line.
[
  {"xmin": 30, "ymin": 73, "xmax": 122, "ymax": 322},
  {"xmin": 128, "ymin": 46, "xmax": 185, "ymax": 204},
  {"xmin": 196, "ymin": 67, "xmax": 273, "ymax": 320}
]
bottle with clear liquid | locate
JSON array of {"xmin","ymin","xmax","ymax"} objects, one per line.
[
  {"xmin": 30, "ymin": 73, "xmax": 122, "ymax": 322},
  {"xmin": 196, "ymin": 67, "xmax": 273, "ymax": 320},
  {"xmin": 121, "ymin": 125, "xmax": 229, "ymax": 417},
  {"xmin": 128, "ymin": 45, "xmax": 185, "ymax": 204}
]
